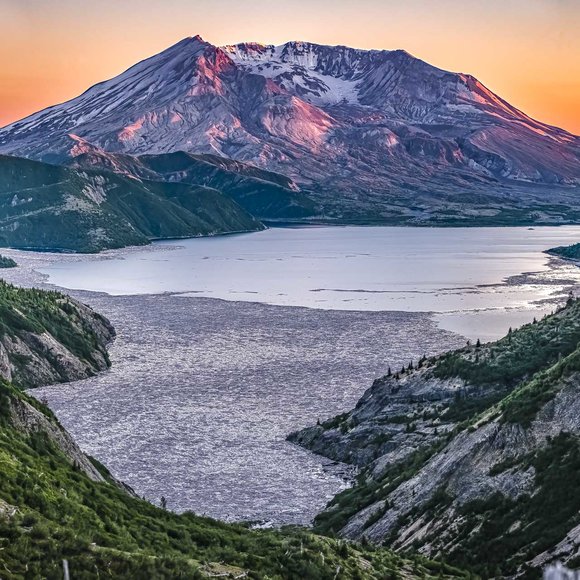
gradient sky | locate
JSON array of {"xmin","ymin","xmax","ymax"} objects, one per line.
[{"xmin": 1, "ymin": 0, "xmax": 579, "ymax": 133}]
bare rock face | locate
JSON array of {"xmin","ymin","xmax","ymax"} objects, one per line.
[
  {"xmin": 1, "ymin": 331, "xmax": 107, "ymax": 388},
  {"xmin": 8, "ymin": 394, "xmax": 106, "ymax": 482},
  {"xmin": 289, "ymin": 365, "xmax": 507, "ymax": 477},
  {"xmin": 0, "ymin": 498, "xmax": 18, "ymax": 520},
  {"xmin": 0, "ymin": 340, "xmax": 11, "ymax": 382},
  {"xmin": 0, "ymin": 293, "xmax": 114, "ymax": 389},
  {"xmin": 344, "ymin": 373, "xmax": 580, "ymax": 554},
  {"xmin": 0, "ymin": 36, "xmax": 578, "ymax": 224},
  {"xmin": 290, "ymin": 368, "xmax": 465, "ymax": 470}
]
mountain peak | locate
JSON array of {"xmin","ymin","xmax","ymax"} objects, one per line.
[
  {"xmin": 163, "ymin": 34, "xmax": 210, "ymax": 53},
  {"xmin": 176, "ymin": 34, "xmax": 208, "ymax": 45}
]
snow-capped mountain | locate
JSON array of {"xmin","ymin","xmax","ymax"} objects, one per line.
[
  {"xmin": 224, "ymin": 40, "xmax": 538, "ymax": 121},
  {"xmin": 0, "ymin": 35, "xmax": 578, "ymax": 224}
]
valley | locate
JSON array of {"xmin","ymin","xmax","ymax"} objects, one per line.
[
  {"xmin": 0, "ymin": 225, "xmax": 578, "ymax": 530},
  {"xmin": 0, "ymin": 284, "xmax": 454, "ymax": 578}
]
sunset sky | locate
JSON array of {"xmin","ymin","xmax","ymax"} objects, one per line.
[{"xmin": 1, "ymin": 0, "xmax": 579, "ymax": 133}]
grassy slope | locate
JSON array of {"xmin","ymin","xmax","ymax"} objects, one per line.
[
  {"xmin": 135, "ymin": 151, "xmax": 318, "ymax": 219},
  {"xmin": 70, "ymin": 150, "xmax": 318, "ymax": 220},
  {"xmin": 434, "ymin": 297, "xmax": 580, "ymax": 387},
  {"xmin": 0, "ymin": 280, "xmax": 113, "ymax": 388},
  {"xmin": 0, "ymin": 155, "xmax": 262, "ymax": 252}
]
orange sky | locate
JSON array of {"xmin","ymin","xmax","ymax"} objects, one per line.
[{"xmin": 1, "ymin": 0, "xmax": 579, "ymax": 133}]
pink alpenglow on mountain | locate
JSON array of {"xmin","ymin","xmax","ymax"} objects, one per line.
[{"xmin": 1, "ymin": 35, "xmax": 578, "ymax": 224}]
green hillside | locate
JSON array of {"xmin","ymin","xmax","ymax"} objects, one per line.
[
  {"xmin": 295, "ymin": 296, "xmax": 580, "ymax": 576},
  {"xmin": 71, "ymin": 149, "xmax": 318, "ymax": 220},
  {"xmin": 0, "ymin": 280, "xmax": 114, "ymax": 388},
  {"xmin": 547, "ymin": 242, "xmax": 580, "ymax": 260},
  {"xmin": 0, "ymin": 154, "xmax": 263, "ymax": 252}
]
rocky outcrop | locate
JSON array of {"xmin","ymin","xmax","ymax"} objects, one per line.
[
  {"xmin": 8, "ymin": 391, "xmax": 106, "ymax": 482},
  {"xmin": 0, "ymin": 283, "xmax": 128, "ymax": 489},
  {"xmin": 342, "ymin": 370, "xmax": 580, "ymax": 561},
  {"xmin": 0, "ymin": 291, "xmax": 115, "ymax": 388},
  {"xmin": 289, "ymin": 368, "xmax": 482, "ymax": 476}
]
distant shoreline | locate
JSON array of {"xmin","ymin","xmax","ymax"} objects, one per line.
[{"xmin": 545, "ymin": 243, "xmax": 580, "ymax": 262}]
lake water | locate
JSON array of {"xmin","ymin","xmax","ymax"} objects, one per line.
[
  {"xmin": 38, "ymin": 226, "xmax": 580, "ymax": 341},
  {"xmin": 3, "ymin": 225, "xmax": 580, "ymax": 525}
]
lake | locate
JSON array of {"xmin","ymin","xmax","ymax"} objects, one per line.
[
  {"xmin": 3, "ymin": 225, "xmax": 579, "ymax": 525},
  {"xmin": 38, "ymin": 225, "xmax": 580, "ymax": 341}
]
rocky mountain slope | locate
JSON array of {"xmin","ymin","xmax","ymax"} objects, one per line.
[
  {"xmin": 0, "ymin": 153, "xmax": 263, "ymax": 252},
  {"xmin": 291, "ymin": 296, "xmax": 580, "ymax": 577},
  {"xmin": 0, "ymin": 285, "xmax": 466, "ymax": 578},
  {"xmin": 0, "ymin": 36, "xmax": 578, "ymax": 225}
]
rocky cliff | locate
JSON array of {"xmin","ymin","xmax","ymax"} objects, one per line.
[
  {"xmin": 292, "ymin": 297, "xmax": 580, "ymax": 577},
  {"xmin": 0, "ymin": 280, "xmax": 114, "ymax": 388}
]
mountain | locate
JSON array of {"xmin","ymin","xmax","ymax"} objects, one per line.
[
  {"xmin": 0, "ymin": 36, "xmax": 578, "ymax": 225},
  {"xmin": 0, "ymin": 284, "xmax": 466, "ymax": 579},
  {"xmin": 291, "ymin": 296, "xmax": 580, "ymax": 577},
  {"xmin": 0, "ymin": 153, "xmax": 263, "ymax": 252}
]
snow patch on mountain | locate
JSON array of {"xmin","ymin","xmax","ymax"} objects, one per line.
[{"xmin": 223, "ymin": 42, "xmax": 361, "ymax": 106}]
